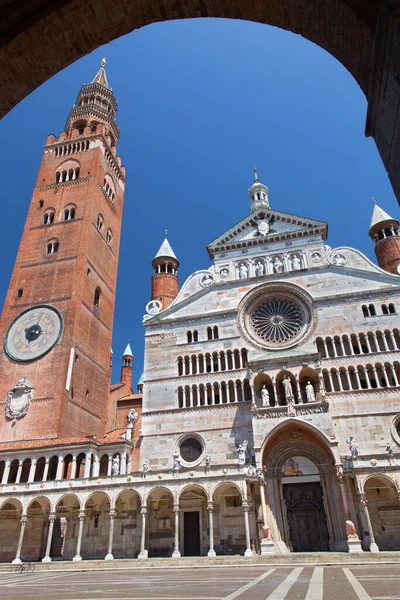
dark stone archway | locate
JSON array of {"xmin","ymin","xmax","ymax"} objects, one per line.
[{"xmin": 1, "ymin": 1, "xmax": 400, "ymax": 203}]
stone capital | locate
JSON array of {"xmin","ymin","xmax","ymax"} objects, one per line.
[{"xmin": 78, "ymin": 510, "xmax": 86, "ymax": 520}]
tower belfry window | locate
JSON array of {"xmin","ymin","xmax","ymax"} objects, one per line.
[
  {"xmin": 94, "ymin": 287, "xmax": 101, "ymax": 308},
  {"xmin": 43, "ymin": 211, "xmax": 54, "ymax": 225},
  {"xmin": 64, "ymin": 206, "xmax": 76, "ymax": 221},
  {"xmin": 97, "ymin": 215, "xmax": 103, "ymax": 231},
  {"xmin": 47, "ymin": 240, "xmax": 59, "ymax": 254}
]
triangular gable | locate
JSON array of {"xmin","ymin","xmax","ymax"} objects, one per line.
[{"xmin": 207, "ymin": 208, "xmax": 327, "ymax": 259}]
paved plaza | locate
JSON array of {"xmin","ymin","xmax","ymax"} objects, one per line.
[{"xmin": 0, "ymin": 564, "xmax": 398, "ymax": 600}]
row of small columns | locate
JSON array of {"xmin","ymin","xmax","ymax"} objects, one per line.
[
  {"xmin": 321, "ymin": 331, "xmax": 397, "ymax": 357},
  {"xmin": 324, "ymin": 363, "xmax": 399, "ymax": 392},
  {"xmin": 180, "ymin": 352, "xmax": 246, "ymax": 375},
  {"xmin": 13, "ymin": 500, "xmax": 253, "ymax": 563},
  {"xmin": 1, "ymin": 452, "xmax": 130, "ymax": 485},
  {"xmin": 180, "ymin": 380, "xmax": 249, "ymax": 407}
]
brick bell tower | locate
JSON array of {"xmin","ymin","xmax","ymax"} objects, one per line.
[
  {"xmin": 368, "ymin": 200, "xmax": 400, "ymax": 275},
  {"xmin": 151, "ymin": 233, "xmax": 179, "ymax": 309},
  {"xmin": 0, "ymin": 59, "xmax": 126, "ymax": 442}
]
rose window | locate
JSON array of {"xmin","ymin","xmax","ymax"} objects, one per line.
[{"xmin": 250, "ymin": 297, "xmax": 304, "ymax": 344}]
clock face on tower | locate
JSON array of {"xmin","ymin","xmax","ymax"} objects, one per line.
[{"xmin": 4, "ymin": 305, "xmax": 63, "ymax": 363}]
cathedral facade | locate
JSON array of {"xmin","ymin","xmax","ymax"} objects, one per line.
[{"xmin": 1, "ymin": 65, "xmax": 400, "ymax": 563}]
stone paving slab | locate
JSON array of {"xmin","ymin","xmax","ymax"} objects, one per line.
[{"xmin": 0, "ymin": 565, "xmax": 398, "ymax": 600}]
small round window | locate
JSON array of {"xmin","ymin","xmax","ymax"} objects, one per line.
[{"xmin": 180, "ymin": 438, "xmax": 202, "ymax": 463}]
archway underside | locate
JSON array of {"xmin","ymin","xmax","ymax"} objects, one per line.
[{"xmin": 0, "ymin": 0, "xmax": 376, "ymax": 121}]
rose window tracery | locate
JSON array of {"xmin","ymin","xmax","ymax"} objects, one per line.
[{"xmin": 251, "ymin": 297, "xmax": 303, "ymax": 343}]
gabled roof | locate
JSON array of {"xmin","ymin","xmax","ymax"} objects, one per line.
[
  {"xmin": 207, "ymin": 207, "xmax": 327, "ymax": 259},
  {"xmin": 370, "ymin": 203, "xmax": 397, "ymax": 229},
  {"xmin": 153, "ymin": 238, "xmax": 178, "ymax": 261}
]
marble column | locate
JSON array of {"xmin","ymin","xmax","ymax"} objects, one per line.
[
  {"xmin": 70, "ymin": 455, "xmax": 77, "ymax": 479},
  {"xmin": 258, "ymin": 475, "xmax": 275, "ymax": 554},
  {"xmin": 55, "ymin": 456, "xmax": 64, "ymax": 480},
  {"xmin": 105, "ymin": 509, "xmax": 116, "ymax": 560},
  {"xmin": 73, "ymin": 511, "xmax": 85, "ymax": 561},
  {"xmin": 42, "ymin": 458, "xmax": 50, "ymax": 482},
  {"xmin": 207, "ymin": 502, "xmax": 216, "ymax": 557},
  {"xmin": 359, "ymin": 494, "xmax": 379, "ymax": 552},
  {"xmin": 1, "ymin": 460, "xmax": 10, "ymax": 485},
  {"xmin": 15, "ymin": 461, "xmax": 23, "ymax": 484},
  {"xmin": 322, "ymin": 339, "xmax": 329, "ymax": 358},
  {"xmin": 92, "ymin": 456, "xmax": 100, "ymax": 477},
  {"xmin": 42, "ymin": 513, "xmax": 56, "ymax": 562},
  {"xmin": 107, "ymin": 455, "xmax": 112, "ymax": 476},
  {"xmin": 336, "ymin": 468, "xmax": 362, "ymax": 552},
  {"xmin": 242, "ymin": 503, "xmax": 253, "ymax": 556},
  {"xmin": 83, "ymin": 453, "xmax": 92, "ymax": 478},
  {"xmin": 138, "ymin": 507, "xmax": 148, "ymax": 559},
  {"xmin": 12, "ymin": 515, "xmax": 28, "ymax": 564},
  {"xmin": 172, "ymin": 504, "xmax": 181, "ymax": 557}
]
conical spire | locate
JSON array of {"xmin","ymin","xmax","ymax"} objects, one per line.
[
  {"xmin": 370, "ymin": 200, "xmax": 396, "ymax": 229},
  {"xmin": 153, "ymin": 231, "xmax": 178, "ymax": 261},
  {"xmin": 248, "ymin": 167, "xmax": 270, "ymax": 213},
  {"xmin": 91, "ymin": 58, "xmax": 109, "ymax": 89},
  {"xmin": 123, "ymin": 343, "xmax": 133, "ymax": 357}
]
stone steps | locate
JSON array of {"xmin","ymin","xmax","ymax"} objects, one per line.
[{"xmin": 2, "ymin": 552, "xmax": 400, "ymax": 572}]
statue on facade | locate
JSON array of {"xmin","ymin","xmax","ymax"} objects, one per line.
[
  {"xmin": 142, "ymin": 461, "xmax": 149, "ymax": 475},
  {"xmin": 205, "ymin": 455, "xmax": 211, "ymax": 468},
  {"xmin": 237, "ymin": 444, "xmax": 246, "ymax": 466},
  {"xmin": 127, "ymin": 408, "xmax": 136, "ymax": 427},
  {"xmin": 273, "ymin": 256, "xmax": 284, "ymax": 273},
  {"xmin": 283, "ymin": 376, "xmax": 293, "ymax": 398},
  {"xmin": 291, "ymin": 254, "xmax": 302, "ymax": 271},
  {"xmin": 346, "ymin": 436, "xmax": 359, "ymax": 459},
  {"xmin": 255, "ymin": 261, "xmax": 264, "ymax": 277},
  {"xmin": 239, "ymin": 263, "xmax": 248, "ymax": 279},
  {"xmin": 305, "ymin": 380, "xmax": 316, "ymax": 403},
  {"xmin": 173, "ymin": 451, "xmax": 181, "ymax": 471},
  {"xmin": 345, "ymin": 520, "xmax": 359, "ymax": 539},
  {"xmin": 386, "ymin": 442, "xmax": 395, "ymax": 464},
  {"xmin": 261, "ymin": 385, "xmax": 269, "ymax": 407},
  {"xmin": 111, "ymin": 455, "xmax": 120, "ymax": 476}
]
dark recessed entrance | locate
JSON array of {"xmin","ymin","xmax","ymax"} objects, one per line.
[
  {"xmin": 184, "ymin": 511, "xmax": 200, "ymax": 556},
  {"xmin": 283, "ymin": 482, "xmax": 330, "ymax": 552}
]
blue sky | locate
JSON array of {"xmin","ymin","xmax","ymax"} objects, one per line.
[{"xmin": 0, "ymin": 18, "xmax": 398, "ymax": 387}]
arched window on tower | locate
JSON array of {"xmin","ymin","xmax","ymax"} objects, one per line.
[
  {"xmin": 46, "ymin": 239, "xmax": 59, "ymax": 254},
  {"xmin": 94, "ymin": 287, "xmax": 101, "ymax": 308},
  {"xmin": 213, "ymin": 326, "xmax": 219, "ymax": 340},
  {"xmin": 187, "ymin": 331, "xmax": 192, "ymax": 344},
  {"xmin": 43, "ymin": 210, "xmax": 55, "ymax": 225},
  {"xmin": 64, "ymin": 205, "xmax": 76, "ymax": 221},
  {"xmin": 96, "ymin": 214, "xmax": 103, "ymax": 232},
  {"xmin": 106, "ymin": 229, "xmax": 112, "ymax": 245},
  {"xmin": 207, "ymin": 327, "xmax": 212, "ymax": 340}
]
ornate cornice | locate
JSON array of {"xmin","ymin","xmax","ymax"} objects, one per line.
[{"xmin": 142, "ymin": 401, "xmax": 251, "ymax": 418}]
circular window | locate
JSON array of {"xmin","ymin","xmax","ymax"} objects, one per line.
[
  {"xmin": 180, "ymin": 438, "xmax": 202, "ymax": 463},
  {"xmin": 251, "ymin": 297, "xmax": 303, "ymax": 344},
  {"xmin": 237, "ymin": 284, "xmax": 315, "ymax": 351}
]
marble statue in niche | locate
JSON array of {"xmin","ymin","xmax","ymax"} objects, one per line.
[
  {"xmin": 255, "ymin": 261, "xmax": 264, "ymax": 276},
  {"xmin": 291, "ymin": 254, "xmax": 302, "ymax": 271},
  {"xmin": 239, "ymin": 263, "xmax": 248, "ymax": 279},
  {"xmin": 273, "ymin": 256, "xmax": 284, "ymax": 273},
  {"xmin": 111, "ymin": 455, "xmax": 120, "ymax": 476},
  {"xmin": 173, "ymin": 451, "xmax": 181, "ymax": 471},
  {"xmin": 261, "ymin": 385, "xmax": 269, "ymax": 407},
  {"xmin": 305, "ymin": 381, "xmax": 316, "ymax": 403},
  {"xmin": 283, "ymin": 376, "xmax": 293, "ymax": 398}
]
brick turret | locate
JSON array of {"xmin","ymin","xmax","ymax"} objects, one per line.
[
  {"xmin": 151, "ymin": 233, "xmax": 179, "ymax": 309},
  {"xmin": 369, "ymin": 201, "xmax": 400, "ymax": 275},
  {"xmin": 121, "ymin": 343, "xmax": 133, "ymax": 391}
]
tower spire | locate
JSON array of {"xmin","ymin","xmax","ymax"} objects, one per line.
[
  {"xmin": 151, "ymin": 234, "xmax": 180, "ymax": 309},
  {"xmin": 248, "ymin": 168, "xmax": 270, "ymax": 213},
  {"xmin": 65, "ymin": 60, "xmax": 119, "ymax": 145},
  {"xmin": 368, "ymin": 200, "xmax": 400, "ymax": 274}
]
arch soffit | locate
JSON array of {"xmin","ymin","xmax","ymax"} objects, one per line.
[
  {"xmin": 27, "ymin": 495, "xmax": 52, "ymax": 512},
  {"xmin": 212, "ymin": 480, "xmax": 243, "ymax": 500},
  {"xmin": 0, "ymin": 1, "xmax": 375, "ymax": 123},
  {"xmin": 0, "ymin": 497, "xmax": 23, "ymax": 512},
  {"xmin": 55, "ymin": 492, "xmax": 82, "ymax": 510},
  {"xmin": 84, "ymin": 490, "xmax": 112, "ymax": 509},
  {"xmin": 144, "ymin": 485, "xmax": 176, "ymax": 504},
  {"xmin": 178, "ymin": 483, "xmax": 209, "ymax": 502},
  {"xmin": 362, "ymin": 473, "xmax": 399, "ymax": 493},
  {"xmin": 115, "ymin": 488, "xmax": 143, "ymax": 506}
]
